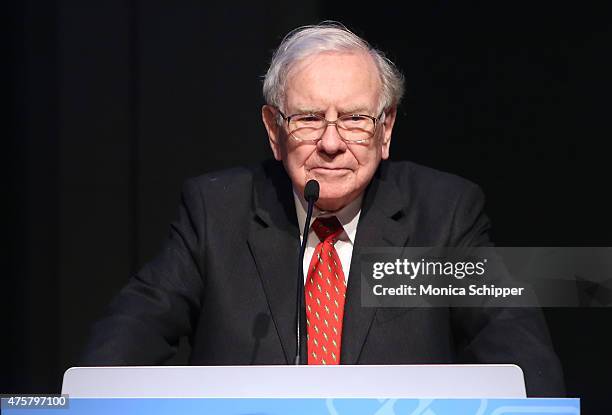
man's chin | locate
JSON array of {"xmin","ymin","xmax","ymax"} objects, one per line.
[
  {"xmin": 315, "ymin": 189, "xmax": 356, "ymax": 212},
  {"xmin": 296, "ymin": 171, "xmax": 358, "ymax": 210}
]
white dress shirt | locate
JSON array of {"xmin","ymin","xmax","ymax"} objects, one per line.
[{"xmin": 294, "ymin": 190, "xmax": 363, "ymax": 284}]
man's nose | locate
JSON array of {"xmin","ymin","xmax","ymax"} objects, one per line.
[{"xmin": 317, "ymin": 122, "xmax": 346, "ymax": 155}]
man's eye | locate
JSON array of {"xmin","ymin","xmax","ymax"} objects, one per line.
[
  {"xmin": 294, "ymin": 115, "xmax": 320, "ymax": 123},
  {"xmin": 345, "ymin": 116, "xmax": 367, "ymax": 123}
]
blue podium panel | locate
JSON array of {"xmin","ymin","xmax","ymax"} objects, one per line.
[{"xmin": 2, "ymin": 398, "xmax": 579, "ymax": 415}]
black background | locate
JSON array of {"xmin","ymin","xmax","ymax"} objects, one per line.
[{"xmin": 6, "ymin": 1, "xmax": 612, "ymax": 412}]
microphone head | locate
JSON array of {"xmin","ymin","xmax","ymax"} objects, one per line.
[{"xmin": 304, "ymin": 179, "xmax": 320, "ymax": 202}]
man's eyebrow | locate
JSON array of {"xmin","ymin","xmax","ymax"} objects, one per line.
[
  {"xmin": 291, "ymin": 106, "xmax": 374, "ymax": 115},
  {"xmin": 337, "ymin": 106, "xmax": 373, "ymax": 115},
  {"xmin": 291, "ymin": 107, "xmax": 324, "ymax": 114}
]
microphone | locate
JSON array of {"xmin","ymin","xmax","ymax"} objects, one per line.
[{"xmin": 295, "ymin": 179, "xmax": 319, "ymax": 365}]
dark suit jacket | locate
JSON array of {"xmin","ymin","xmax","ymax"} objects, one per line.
[{"xmin": 81, "ymin": 159, "xmax": 565, "ymax": 396}]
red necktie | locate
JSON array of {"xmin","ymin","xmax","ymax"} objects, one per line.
[{"xmin": 305, "ymin": 216, "xmax": 347, "ymax": 365}]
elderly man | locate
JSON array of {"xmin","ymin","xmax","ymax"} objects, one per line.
[{"xmin": 82, "ymin": 23, "xmax": 564, "ymax": 396}]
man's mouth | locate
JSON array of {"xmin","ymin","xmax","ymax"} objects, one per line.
[{"xmin": 309, "ymin": 167, "xmax": 351, "ymax": 176}]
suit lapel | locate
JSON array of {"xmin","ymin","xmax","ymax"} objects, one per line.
[
  {"xmin": 341, "ymin": 162, "xmax": 412, "ymax": 364},
  {"xmin": 247, "ymin": 161, "xmax": 301, "ymax": 364}
]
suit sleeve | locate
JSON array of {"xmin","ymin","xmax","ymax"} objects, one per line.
[
  {"xmin": 80, "ymin": 179, "xmax": 206, "ymax": 365},
  {"xmin": 449, "ymin": 183, "xmax": 566, "ymax": 397}
]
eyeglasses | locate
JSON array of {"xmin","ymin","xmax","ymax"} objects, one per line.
[{"xmin": 277, "ymin": 109, "xmax": 384, "ymax": 144}]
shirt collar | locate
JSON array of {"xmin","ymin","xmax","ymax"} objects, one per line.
[{"xmin": 293, "ymin": 188, "xmax": 362, "ymax": 244}]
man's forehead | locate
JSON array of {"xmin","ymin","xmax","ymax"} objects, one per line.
[
  {"xmin": 284, "ymin": 51, "xmax": 381, "ymax": 114},
  {"xmin": 287, "ymin": 50, "xmax": 379, "ymax": 83}
]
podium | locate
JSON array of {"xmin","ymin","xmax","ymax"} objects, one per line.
[
  {"xmin": 62, "ymin": 364, "xmax": 527, "ymax": 398},
  {"xmin": 2, "ymin": 366, "xmax": 580, "ymax": 414}
]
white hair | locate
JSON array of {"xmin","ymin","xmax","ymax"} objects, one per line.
[{"xmin": 263, "ymin": 22, "xmax": 405, "ymax": 114}]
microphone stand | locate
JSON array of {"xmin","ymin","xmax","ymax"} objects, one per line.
[{"xmin": 295, "ymin": 180, "xmax": 319, "ymax": 365}]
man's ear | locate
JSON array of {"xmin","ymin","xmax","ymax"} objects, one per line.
[
  {"xmin": 262, "ymin": 105, "xmax": 282, "ymax": 161},
  {"xmin": 381, "ymin": 106, "xmax": 397, "ymax": 160}
]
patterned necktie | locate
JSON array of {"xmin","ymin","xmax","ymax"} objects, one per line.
[{"xmin": 305, "ymin": 216, "xmax": 347, "ymax": 365}]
